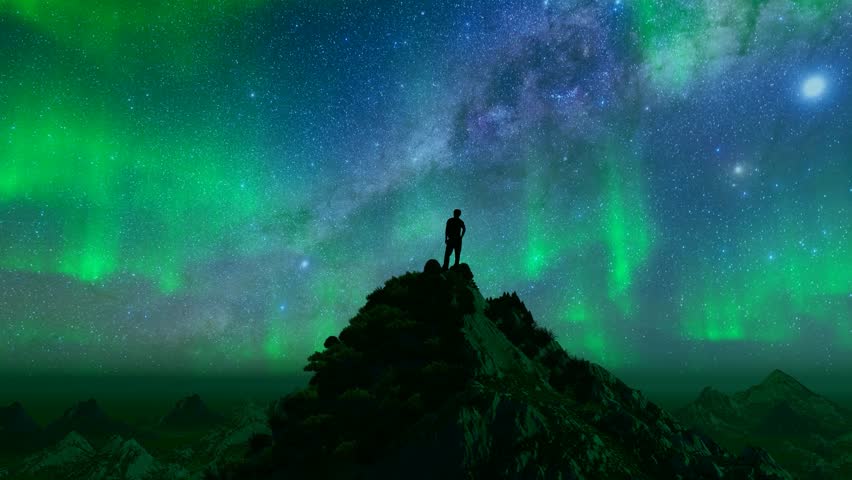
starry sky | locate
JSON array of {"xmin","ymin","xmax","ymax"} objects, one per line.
[{"xmin": 0, "ymin": 0, "xmax": 849, "ymax": 377}]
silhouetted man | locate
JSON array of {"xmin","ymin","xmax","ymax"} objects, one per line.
[{"xmin": 443, "ymin": 209, "xmax": 466, "ymax": 270}]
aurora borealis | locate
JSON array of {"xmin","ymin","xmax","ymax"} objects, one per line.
[{"xmin": 0, "ymin": 0, "xmax": 849, "ymax": 376}]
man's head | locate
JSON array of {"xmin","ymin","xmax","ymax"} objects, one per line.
[{"xmin": 453, "ymin": 209, "xmax": 462, "ymax": 218}]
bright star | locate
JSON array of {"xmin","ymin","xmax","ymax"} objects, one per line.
[
  {"xmin": 801, "ymin": 75, "xmax": 827, "ymax": 99},
  {"xmin": 299, "ymin": 259, "xmax": 310, "ymax": 270},
  {"xmin": 733, "ymin": 164, "xmax": 744, "ymax": 175}
]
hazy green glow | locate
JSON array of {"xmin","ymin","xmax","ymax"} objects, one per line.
[
  {"xmin": 602, "ymin": 149, "xmax": 653, "ymax": 311},
  {"xmin": 582, "ymin": 330, "xmax": 614, "ymax": 365},
  {"xmin": 563, "ymin": 298, "xmax": 589, "ymax": 324},
  {"xmin": 0, "ymin": 0, "xmax": 848, "ymax": 376},
  {"xmin": 557, "ymin": 287, "xmax": 623, "ymax": 367},
  {"xmin": 514, "ymin": 142, "xmax": 654, "ymax": 367},
  {"xmin": 1, "ymin": 0, "xmax": 265, "ymax": 61},
  {"xmin": 633, "ymin": 0, "xmax": 703, "ymax": 91},
  {"xmin": 633, "ymin": 0, "xmax": 848, "ymax": 91},
  {"xmin": 523, "ymin": 158, "xmax": 558, "ymax": 278},
  {"xmin": 263, "ymin": 312, "xmax": 289, "ymax": 363},
  {"xmin": 521, "ymin": 143, "xmax": 653, "ymax": 299},
  {"xmin": 681, "ymin": 208, "xmax": 851, "ymax": 343},
  {"xmin": 307, "ymin": 264, "xmax": 377, "ymax": 354},
  {"xmin": 0, "ymin": 47, "xmax": 272, "ymax": 292}
]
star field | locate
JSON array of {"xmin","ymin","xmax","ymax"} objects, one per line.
[{"xmin": 0, "ymin": 0, "xmax": 849, "ymax": 376}]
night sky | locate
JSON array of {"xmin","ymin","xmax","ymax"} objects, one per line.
[{"xmin": 1, "ymin": 0, "xmax": 849, "ymax": 377}]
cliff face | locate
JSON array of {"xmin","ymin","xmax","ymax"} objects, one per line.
[{"xmin": 225, "ymin": 262, "xmax": 792, "ymax": 480}]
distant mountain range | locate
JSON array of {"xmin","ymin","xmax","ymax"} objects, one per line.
[
  {"xmin": 677, "ymin": 369, "xmax": 852, "ymax": 479},
  {"xmin": 0, "ymin": 398, "xmax": 269, "ymax": 480},
  {"xmin": 15, "ymin": 431, "xmax": 189, "ymax": 480}
]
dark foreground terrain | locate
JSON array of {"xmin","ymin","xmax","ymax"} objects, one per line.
[{"xmin": 2, "ymin": 263, "xmax": 836, "ymax": 479}]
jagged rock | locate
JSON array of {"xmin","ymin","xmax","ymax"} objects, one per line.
[
  {"xmin": 97, "ymin": 435, "xmax": 159, "ymax": 480},
  {"xmin": 199, "ymin": 402, "xmax": 272, "ymax": 464},
  {"xmin": 448, "ymin": 262, "xmax": 474, "ymax": 281},
  {"xmin": 423, "ymin": 258, "xmax": 442, "ymax": 274},
  {"xmin": 219, "ymin": 265, "xmax": 792, "ymax": 479},
  {"xmin": 160, "ymin": 393, "xmax": 223, "ymax": 430}
]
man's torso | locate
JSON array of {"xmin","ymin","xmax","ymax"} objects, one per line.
[{"xmin": 446, "ymin": 217, "xmax": 464, "ymax": 240}]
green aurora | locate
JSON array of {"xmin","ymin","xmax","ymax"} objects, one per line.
[{"xmin": 0, "ymin": 0, "xmax": 849, "ymax": 375}]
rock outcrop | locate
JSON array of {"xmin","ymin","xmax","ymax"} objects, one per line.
[
  {"xmin": 192, "ymin": 402, "xmax": 273, "ymax": 478},
  {"xmin": 220, "ymin": 263, "xmax": 792, "ymax": 479}
]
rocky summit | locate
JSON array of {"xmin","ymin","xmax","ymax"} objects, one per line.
[{"xmin": 220, "ymin": 263, "xmax": 792, "ymax": 480}]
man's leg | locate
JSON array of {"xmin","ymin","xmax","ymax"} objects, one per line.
[
  {"xmin": 454, "ymin": 240, "xmax": 462, "ymax": 266},
  {"xmin": 443, "ymin": 243, "xmax": 452, "ymax": 270}
]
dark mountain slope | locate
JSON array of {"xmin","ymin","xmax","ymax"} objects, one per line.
[
  {"xmin": 0, "ymin": 401, "xmax": 42, "ymax": 452},
  {"xmin": 678, "ymin": 369, "xmax": 852, "ymax": 479},
  {"xmin": 220, "ymin": 262, "xmax": 791, "ymax": 479},
  {"xmin": 43, "ymin": 398, "xmax": 133, "ymax": 446},
  {"xmin": 159, "ymin": 393, "xmax": 224, "ymax": 430}
]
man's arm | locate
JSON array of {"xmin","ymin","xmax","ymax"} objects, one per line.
[
  {"xmin": 446, "ymin": 219, "xmax": 452, "ymax": 241},
  {"xmin": 461, "ymin": 221, "xmax": 466, "ymax": 238}
]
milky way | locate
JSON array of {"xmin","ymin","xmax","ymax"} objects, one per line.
[{"xmin": 0, "ymin": 0, "xmax": 849, "ymax": 375}]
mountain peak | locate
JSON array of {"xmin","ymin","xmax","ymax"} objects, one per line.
[
  {"xmin": 761, "ymin": 369, "xmax": 801, "ymax": 387},
  {"xmin": 0, "ymin": 400, "xmax": 40, "ymax": 434},
  {"xmin": 62, "ymin": 398, "xmax": 107, "ymax": 421},
  {"xmin": 697, "ymin": 385, "xmax": 726, "ymax": 400},
  {"xmin": 45, "ymin": 398, "xmax": 131, "ymax": 444},
  {"xmin": 678, "ymin": 366, "xmax": 852, "ymax": 478},
  {"xmin": 227, "ymin": 263, "xmax": 792, "ymax": 479},
  {"xmin": 746, "ymin": 369, "xmax": 816, "ymax": 400},
  {"xmin": 694, "ymin": 386, "xmax": 734, "ymax": 409},
  {"xmin": 21, "ymin": 430, "xmax": 95, "ymax": 476},
  {"xmin": 160, "ymin": 393, "xmax": 222, "ymax": 429},
  {"xmin": 57, "ymin": 430, "xmax": 93, "ymax": 451}
]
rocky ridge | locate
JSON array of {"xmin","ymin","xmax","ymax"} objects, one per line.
[{"xmin": 220, "ymin": 262, "xmax": 793, "ymax": 479}]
